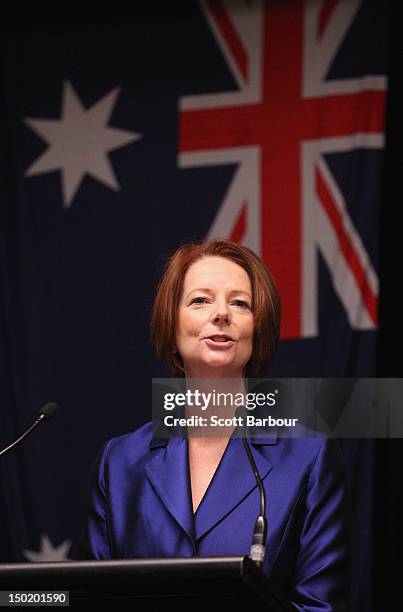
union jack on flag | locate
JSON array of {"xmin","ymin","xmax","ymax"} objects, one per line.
[{"xmin": 178, "ymin": 0, "xmax": 386, "ymax": 340}]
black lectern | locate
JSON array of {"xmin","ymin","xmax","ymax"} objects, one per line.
[{"xmin": 0, "ymin": 556, "xmax": 294, "ymax": 609}]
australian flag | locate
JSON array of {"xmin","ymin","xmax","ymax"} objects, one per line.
[{"xmin": 0, "ymin": 2, "xmax": 387, "ymax": 611}]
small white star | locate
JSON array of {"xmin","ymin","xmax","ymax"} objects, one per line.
[
  {"xmin": 24, "ymin": 80, "xmax": 142, "ymax": 208},
  {"xmin": 23, "ymin": 534, "xmax": 72, "ymax": 562}
]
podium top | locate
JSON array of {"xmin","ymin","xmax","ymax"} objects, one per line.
[{"xmin": 0, "ymin": 556, "xmax": 293, "ymax": 610}]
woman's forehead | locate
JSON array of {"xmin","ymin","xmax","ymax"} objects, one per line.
[{"xmin": 183, "ymin": 256, "xmax": 251, "ymax": 290}]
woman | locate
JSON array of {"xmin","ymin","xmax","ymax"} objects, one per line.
[{"xmin": 78, "ymin": 239, "xmax": 351, "ymax": 610}]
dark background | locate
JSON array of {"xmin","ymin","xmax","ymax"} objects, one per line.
[{"xmin": 376, "ymin": 0, "xmax": 403, "ymax": 608}]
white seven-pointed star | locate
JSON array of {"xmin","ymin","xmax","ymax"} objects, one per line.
[
  {"xmin": 23, "ymin": 534, "xmax": 71, "ymax": 562},
  {"xmin": 24, "ymin": 80, "xmax": 142, "ymax": 209}
]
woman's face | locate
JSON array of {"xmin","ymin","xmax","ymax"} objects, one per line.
[{"xmin": 175, "ymin": 256, "xmax": 254, "ymax": 378}]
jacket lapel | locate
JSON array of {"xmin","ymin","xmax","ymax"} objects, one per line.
[
  {"xmin": 194, "ymin": 432, "xmax": 277, "ymax": 541},
  {"xmin": 144, "ymin": 437, "xmax": 194, "ymax": 541},
  {"xmin": 144, "ymin": 430, "xmax": 278, "ymax": 544}
]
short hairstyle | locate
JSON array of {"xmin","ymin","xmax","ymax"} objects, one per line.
[{"xmin": 150, "ymin": 239, "xmax": 281, "ymax": 377}]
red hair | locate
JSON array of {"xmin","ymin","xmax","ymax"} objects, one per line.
[{"xmin": 150, "ymin": 239, "xmax": 281, "ymax": 377}]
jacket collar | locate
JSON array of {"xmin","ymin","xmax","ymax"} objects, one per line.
[
  {"xmin": 145, "ymin": 437, "xmax": 194, "ymax": 541},
  {"xmin": 148, "ymin": 420, "xmax": 279, "ymax": 449},
  {"xmin": 146, "ymin": 427, "xmax": 278, "ymax": 542},
  {"xmin": 193, "ymin": 436, "xmax": 274, "ymax": 540}
]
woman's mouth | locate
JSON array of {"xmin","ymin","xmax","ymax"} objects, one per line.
[{"xmin": 203, "ymin": 335, "xmax": 235, "ymax": 349}]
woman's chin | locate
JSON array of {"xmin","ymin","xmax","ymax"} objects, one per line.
[{"xmin": 187, "ymin": 358, "xmax": 243, "ymax": 378}]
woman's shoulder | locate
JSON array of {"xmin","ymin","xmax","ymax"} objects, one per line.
[
  {"xmin": 272, "ymin": 428, "xmax": 347, "ymax": 483},
  {"xmin": 254, "ymin": 421, "xmax": 345, "ymax": 474},
  {"xmin": 100, "ymin": 421, "xmax": 162, "ymax": 464}
]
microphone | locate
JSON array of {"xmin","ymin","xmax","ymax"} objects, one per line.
[
  {"xmin": 235, "ymin": 406, "xmax": 267, "ymax": 568},
  {"xmin": 0, "ymin": 402, "xmax": 60, "ymax": 458}
]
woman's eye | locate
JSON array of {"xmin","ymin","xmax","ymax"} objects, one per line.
[
  {"xmin": 190, "ymin": 297, "xmax": 250, "ymax": 309},
  {"xmin": 232, "ymin": 300, "xmax": 250, "ymax": 309}
]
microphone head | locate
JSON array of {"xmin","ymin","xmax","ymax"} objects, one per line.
[{"xmin": 38, "ymin": 402, "xmax": 60, "ymax": 420}]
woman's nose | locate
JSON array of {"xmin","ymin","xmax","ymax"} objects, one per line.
[{"xmin": 211, "ymin": 302, "xmax": 230, "ymax": 323}]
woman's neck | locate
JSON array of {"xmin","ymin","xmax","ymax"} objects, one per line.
[{"xmin": 184, "ymin": 376, "xmax": 246, "ymax": 439}]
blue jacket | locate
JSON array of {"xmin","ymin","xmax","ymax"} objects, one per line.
[{"xmin": 78, "ymin": 422, "xmax": 351, "ymax": 610}]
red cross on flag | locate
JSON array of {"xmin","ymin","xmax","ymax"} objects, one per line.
[{"xmin": 178, "ymin": 0, "xmax": 386, "ymax": 340}]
